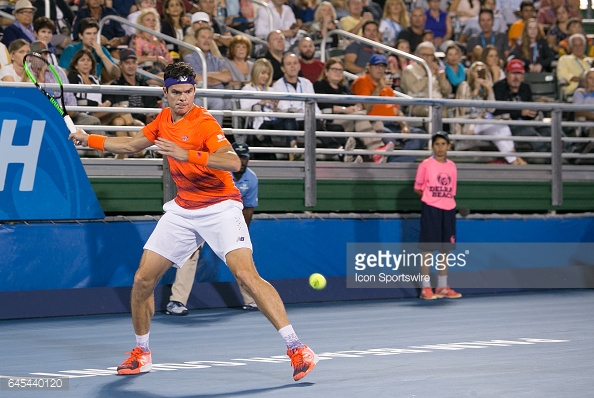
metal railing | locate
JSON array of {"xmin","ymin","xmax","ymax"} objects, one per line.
[{"xmin": 3, "ymin": 81, "xmax": 594, "ymax": 208}]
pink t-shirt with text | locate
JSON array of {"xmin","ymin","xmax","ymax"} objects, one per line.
[{"xmin": 414, "ymin": 156, "xmax": 457, "ymax": 210}]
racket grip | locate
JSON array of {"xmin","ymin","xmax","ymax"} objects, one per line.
[{"xmin": 64, "ymin": 115, "xmax": 76, "ymax": 134}]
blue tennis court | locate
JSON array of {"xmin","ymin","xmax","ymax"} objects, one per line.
[{"xmin": 0, "ymin": 289, "xmax": 592, "ymax": 397}]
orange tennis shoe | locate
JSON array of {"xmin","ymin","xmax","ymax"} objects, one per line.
[
  {"xmin": 434, "ymin": 286, "xmax": 462, "ymax": 299},
  {"xmin": 117, "ymin": 347, "xmax": 152, "ymax": 375},
  {"xmin": 420, "ymin": 287, "xmax": 437, "ymax": 300},
  {"xmin": 287, "ymin": 345, "xmax": 318, "ymax": 381}
]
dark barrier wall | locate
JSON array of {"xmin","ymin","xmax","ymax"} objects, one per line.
[{"xmin": 1, "ymin": 216, "xmax": 593, "ymax": 319}]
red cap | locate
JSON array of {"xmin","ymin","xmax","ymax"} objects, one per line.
[{"xmin": 506, "ymin": 59, "xmax": 525, "ymax": 73}]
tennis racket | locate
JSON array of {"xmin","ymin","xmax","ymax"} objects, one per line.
[{"xmin": 23, "ymin": 52, "xmax": 76, "ymax": 134}]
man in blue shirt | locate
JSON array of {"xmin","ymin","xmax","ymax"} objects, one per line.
[{"xmin": 166, "ymin": 142, "xmax": 259, "ymax": 315}]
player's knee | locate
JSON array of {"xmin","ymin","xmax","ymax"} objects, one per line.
[{"xmin": 133, "ymin": 271, "xmax": 157, "ymax": 291}]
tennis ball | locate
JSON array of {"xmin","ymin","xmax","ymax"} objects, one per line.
[{"xmin": 309, "ymin": 273, "xmax": 327, "ymax": 290}]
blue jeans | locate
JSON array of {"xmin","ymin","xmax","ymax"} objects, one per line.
[{"xmin": 382, "ymin": 122, "xmax": 428, "ymax": 163}]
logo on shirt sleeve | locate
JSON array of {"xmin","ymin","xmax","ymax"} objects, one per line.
[{"xmin": 217, "ymin": 134, "xmax": 226, "ymax": 142}]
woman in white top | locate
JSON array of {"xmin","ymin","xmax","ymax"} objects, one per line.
[
  {"xmin": 0, "ymin": 39, "xmax": 29, "ymax": 82},
  {"xmin": 240, "ymin": 58, "xmax": 279, "ymax": 159},
  {"xmin": 379, "ymin": 0, "xmax": 409, "ymax": 46},
  {"xmin": 240, "ymin": 58, "xmax": 279, "ymax": 130}
]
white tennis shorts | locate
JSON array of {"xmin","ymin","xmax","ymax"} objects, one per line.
[{"xmin": 144, "ymin": 199, "xmax": 252, "ymax": 267}]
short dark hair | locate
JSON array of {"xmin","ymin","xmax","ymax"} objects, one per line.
[
  {"xmin": 362, "ymin": 20, "xmax": 379, "ymax": 34},
  {"xmin": 519, "ymin": 1, "xmax": 534, "ymax": 11},
  {"xmin": 78, "ymin": 18, "xmax": 100, "ymax": 35},
  {"xmin": 33, "ymin": 16, "xmax": 56, "ymax": 33},
  {"xmin": 479, "ymin": 8, "xmax": 494, "ymax": 19},
  {"xmin": 163, "ymin": 62, "xmax": 196, "ymax": 83},
  {"xmin": 566, "ymin": 17, "xmax": 582, "ymax": 30}
]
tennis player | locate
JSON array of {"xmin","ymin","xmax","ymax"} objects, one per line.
[{"xmin": 68, "ymin": 62, "xmax": 318, "ymax": 381}]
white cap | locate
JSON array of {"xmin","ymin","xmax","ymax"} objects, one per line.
[{"xmin": 191, "ymin": 12, "xmax": 210, "ymax": 24}]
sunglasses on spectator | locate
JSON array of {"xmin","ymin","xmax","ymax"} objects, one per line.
[{"xmin": 328, "ymin": 67, "xmax": 344, "ymax": 72}]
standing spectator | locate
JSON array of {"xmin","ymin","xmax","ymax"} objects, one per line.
[
  {"xmin": 126, "ymin": 0, "xmax": 157, "ymax": 37},
  {"xmin": 2, "ymin": 0, "xmax": 36, "ymax": 47},
  {"xmin": 129, "ymin": 8, "xmax": 173, "ymax": 81},
  {"xmin": 254, "ymin": 0, "xmax": 300, "ymax": 51},
  {"xmin": 165, "ymin": 141, "xmax": 259, "ymax": 315},
  {"xmin": 298, "ymin": 36, "xmax": 325, "ymax": 83},
  {"xmin": 340, "ymin": 0, "xmax": 373, "ymax": 36},
  {"xmin": 264, "ymin": 30, "xmax": 286, "ymax": 83},
  {"xmin": 59, "ymin": 18, "xmax": 121, "ymax": 82},
  {"xmin": 396, "ymin": 7, "xmax": 425, "ymax": 53},
  {"xmin": 414, "ymin": 131, "xmax": 462, "ymax": 300},
  {"xmin": 224, "ymin": 34, "xmax": 253, "ymax": 89},
  {"xmin": 449, "ymin": 0, "xmax": 480, "ymax": 26},
  {"xmin": 424, "ymin": 0, "xmax": 451, "ymax": 49},
  {"xmin": 546, "ymin": 5, "xmax": 570, "ymax": 54},
  {"xmin": 455, "ymin": 61, "xmax": 526, "ymax": 164},
  {"xmin": 444, "ymin": 43, "xmax": 465, "ymax": 92},
  {"xmin": 33, "ymin": 17, "xmax": 59, "ymax": 66},
  {"xmin": 508, "ymin": 1, "xmax": 535, "ymax": 47},
  {"xmin": 310, "ymin": 1, "xmax": 340, "ymax": 48},
  {"xmin": 72, "ymin": 0, "xmax": 126, "ymax": 47},
  {"xmin": 0, "ymin": 39, "xmax": 29, "ymax": 81},
  {"xmin": 493, "ymin": 59, "xmax": 552, "ymax": 153},
  {"xmin": 32, "ymin": 0, "xmax": 74, "ymax": 53},
  {"xmin": 480, "ymin": 44, "xmax": 505, "ymax": 83},
  {"xmin": 400, "ymin": 41, "xmax": 452, "ymax": 118},
  {"xmin": 511, "ymin": 19, "xmax": 555, "ymax": 73},
  {"xmin": 379, "ymin": 0, "xmax": 408, "ymax": 47},
  {"xmin": 103, "ymin": 48, "xmax": 161, "ymax": 131},
  {"xmin": 466, "ymin": 9, "xmax": 509, "ymax": 63},
  {"xmin": 351, "ymin": 54, "xmax": 429, "ymax": 163},
  {"xmin": 557, "ymin": 34, "xmax": 592, "ymax": 98},
  {"xmin": 161, "ymin": 0, "xmax": 191, "ymax": 56},
  {"xmin": 344, "ymin": 20, "xmax": 381, "ymax": 74},
  {"xmin": 459, "ymin": 0, "xmax": 507, "ymax": 44},
  {"xmin": 183, "ymin": 26, "xmax": 232, "ymax": 125}
]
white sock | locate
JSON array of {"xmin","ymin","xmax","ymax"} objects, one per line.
[
  {"xmin": 279, "ymin": 325, "xmax": 303, "ymax": 350},
  {"xmin": 422, "ymin": 278, "xmax": 431, "ymax": 288},
  {"xmin": 438, "ymin": 275, "xmax": 448, "ymax": 288},
  {"xmin": 136, "ymin": 332, "xmax": 150, "ymax": 352}
]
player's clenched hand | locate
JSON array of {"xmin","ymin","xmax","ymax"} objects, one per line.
[
  {"xmin": 155, "ymin": 138, "xmax": 188, "ymax": 161},
  {"xmin": 69, "ymin": 128, "xmax": 89, "ymax": 146}
]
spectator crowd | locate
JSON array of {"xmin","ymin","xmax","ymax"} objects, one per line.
[{"xmin": 0, "ymin": 0, "xmax": 592, "ymax": 163}]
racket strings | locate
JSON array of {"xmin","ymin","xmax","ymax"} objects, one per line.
[{"xmin": 26, "ymin": 56, "xmax": 63, "ymax": 99}]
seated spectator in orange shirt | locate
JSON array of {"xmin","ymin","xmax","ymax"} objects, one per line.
[
  {"xmin": 508, "ymin": 1, "xmax": 535, "ymax": 47},
  {"xmin": 351, "ymin": 54, "xmax": 428, "ymax": 162}
]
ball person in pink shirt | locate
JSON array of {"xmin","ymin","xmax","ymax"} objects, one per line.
[{"xmin": 414, "ymin": 131, "xmax": 462, "ymax": 300}]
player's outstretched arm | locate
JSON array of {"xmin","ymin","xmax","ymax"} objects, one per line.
[
  {"xmin": 155, "ymin": 138, "xmax": 240, "ymax": 172},
  {"xmin": 69, "ymin": 129, "xmax": 153, "ymax": 155}
]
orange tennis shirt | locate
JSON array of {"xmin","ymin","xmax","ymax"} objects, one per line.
[
  {"xmin": 142, "ymin": 105, "xmax": 242, "ymax": 210},
  {"xmin": 350, "ymin": 74, "xmax": 399, "ymax": 117}
]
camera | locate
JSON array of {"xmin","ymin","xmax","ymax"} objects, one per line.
[{"xmin": 477, "ymin": 68, "xmax": 486, "ymax": 79}]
